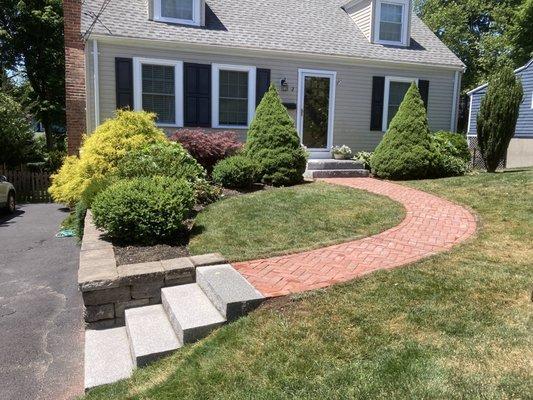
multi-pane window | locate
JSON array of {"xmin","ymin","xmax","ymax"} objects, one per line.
[
  {"xmin": 161, "ymin": 0, "xmax": 193, "ymax": 21},
  {"xmin": 219, "ymin": 70, "xmax": 249, "ymax": 126},
  {"xmin": 386, "ymin": 80, "xmax": 411, "ymax": 127},
  {"xmin": 141, "ymin": 64, "xmax": 175, "ymax": 124},
  {"xmin": 379, "ymin": 3, "xmax": 404, "ymax": 43}
]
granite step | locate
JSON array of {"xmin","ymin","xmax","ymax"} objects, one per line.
[
  {"xmin": 125, "ymin": 305, "xmax": 182, "ymax": 367},
  {"xmin": 196, "ymin": 264, "xmax": 265, "ymax": 321},
  {"xmin": 162, "ymin": 284, "xmax": 226, "ymax": 344},
  {"xmin": 84, "ymin": 327, "xmax": 133, "ymax": 390},
  {"xmin": 307, "ymin": 159, "xmax": 364, "ymax": 170},
  {"xmin": 304, "ymin": 169, "xmax": 370, "ymax": 179}
]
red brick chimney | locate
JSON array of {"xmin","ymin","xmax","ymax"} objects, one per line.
[{"xmin": 64, "ymin": 0, "xmax": 86, "ymax": 155}]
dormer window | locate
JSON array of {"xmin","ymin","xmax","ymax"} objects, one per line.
[
  {"xmin": 374, "ymin": 0, "xmax": 409, "ymax": 46},
  {"xmin": 154, "ymin": 0, "xmax": 201, "ymax": 26}
]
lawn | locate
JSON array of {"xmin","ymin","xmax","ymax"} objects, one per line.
[
  {"xmin": 84, "ymin": 170, "xmax": 533, "ymax": 400},
  {"xmin": 189, "ymin": 181, "xmax": 404, "ymax": 261}
]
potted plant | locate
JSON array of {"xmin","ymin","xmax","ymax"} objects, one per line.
[{"xmin": 331, "ymin": 145, "xmax": 352, "ymax": 160}]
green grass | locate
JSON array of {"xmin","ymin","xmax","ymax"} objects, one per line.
[
  {"xmin": 83, "ymin": 170, "xmax": 533, "ymax": 400},
  {"xmin": 189, "ymin": 181, "xmax": 404, "ymax": 261}
]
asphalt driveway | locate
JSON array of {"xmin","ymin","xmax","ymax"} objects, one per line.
[{"xmin": 0, "ymin": 204, "xmax": 84, "ymax": 400}]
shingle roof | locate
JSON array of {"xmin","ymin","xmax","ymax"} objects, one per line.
[{"xmin": 82, "ymin": 0, "xmax": 464, "ymax": 68}]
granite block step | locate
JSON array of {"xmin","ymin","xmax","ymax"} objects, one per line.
[
  {"xmin": 196, "ymin": 264, "xmax": 265, "ymax": 321},
  {"xmin": 162, "ymin": 284, "xmax": 226, "ymax": 344},
  {"xmin": 304, "ymin": 169, "xmax": 370, "ymax": 179},
  {"xmin": 84, "ymin": 327, "xmax": 133, "ymax": 390},
  {"xmin": 125, "ymin": 305, "xmax": 182, "ymax": 367},
  {"xmin": 307, "ymin": 159, "xmax": 364, "ymax": 170}
]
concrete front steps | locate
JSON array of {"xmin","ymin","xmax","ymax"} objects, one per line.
[
  {"xmin": 84, "ymin": 264, "xmax": 264, "ymax": 390},
  {"xmin": 304, "ymin": 159, "xmax": 370, "ymax": 179}
]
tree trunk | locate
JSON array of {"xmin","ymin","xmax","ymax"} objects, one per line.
[{"xmin": 42, "ymin": 116, "xmax": 54, "ymax": 150}]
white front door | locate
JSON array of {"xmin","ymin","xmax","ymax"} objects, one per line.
[{"xmin": 297, "ymin": 69, "xmax": 337, "ymax": 159}]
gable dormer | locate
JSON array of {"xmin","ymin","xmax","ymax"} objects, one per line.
[
  {"xmin": 150, "ymin": 0, "xmax": 206, "ymax": 27},
  {"xmin": 344, "ymin": 0, "xmax": 412, "ymax": 47}
]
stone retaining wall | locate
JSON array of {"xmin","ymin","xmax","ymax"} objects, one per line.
[{"xmin": 78, "ymin": 212, "xmax": 226, "ymax": 328}]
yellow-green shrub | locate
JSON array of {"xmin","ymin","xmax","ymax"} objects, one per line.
[{"xmin": 49, "ymin": 111, "xmax": 166, "ymax": 204}]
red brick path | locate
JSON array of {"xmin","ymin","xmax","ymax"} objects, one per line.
[{"xmin": 234, "ymin": 178, "xmax": 477, "ymax": 298}]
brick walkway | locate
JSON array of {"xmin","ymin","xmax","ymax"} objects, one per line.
[{"xmin": 234, "ymin": 178, "xmax": 477, "ymax": 298}]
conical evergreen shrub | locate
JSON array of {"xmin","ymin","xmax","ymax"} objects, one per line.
[
  {"xmin": 371, "ymin": 83, "xmax": 436, "ymax": 180},
  {"xmin": 246, "ymin": 85, "xmax": 307, "ymax": 186},
  {"xmin": 477, "ymin": 66, "xmax": 523, "ymax": 172}
]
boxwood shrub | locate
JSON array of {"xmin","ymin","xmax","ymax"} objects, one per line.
[
  {"xmin": 212, "ymin": 155, "xmax": 259, "ymax": 189},
  {"xmin": 91, "ymin": 177, "xmax": 195, "ymax": 243}
]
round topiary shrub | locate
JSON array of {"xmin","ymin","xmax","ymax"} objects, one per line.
[
  {"xmin": 116, "ymin": 141, "xmax": 205, "ymax": 182},
  {"xmin": 371, "ymin": 83, "xmax": 436, "ymax": 180},
  {"xmin": 212, "ymin": 155, "xmax": 259, "ymax": 189},
  {"xmin": 91, "ymin": 177, "xmax": 195, "ymax": 243},
  {"xmin": 245, "ymin": 85, "xmax": 307, "ymax": 186}
]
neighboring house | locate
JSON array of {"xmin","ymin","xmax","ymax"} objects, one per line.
[
  {"xmin": 64, "ymin": 0, "xmax": 464, "ymax": 158},
  {"xmin": 467, "ymin": 59, "xmax": 533, "ymax": 169}
]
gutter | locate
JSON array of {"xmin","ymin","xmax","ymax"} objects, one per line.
[{"xmin": 92, "ymin": 39, "xmax": 100, "ymax": 127}]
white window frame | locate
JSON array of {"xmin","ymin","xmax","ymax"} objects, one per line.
[
  {"xmin": 133, "ymin": 57, "xmax": 184, "ymax": 127},
  {"xmin": 153, "ymin": 0, "xmax": 201, "ymax": 26},
  {"xmin": 212, "ymin": 64, "xmax": 257, "ymax": 129},
  {"xmin": 374, "ymin": 0, "xmax": 410, "ymax": 46},
  {"xmin": 382, "ymin": 76, "xmax": 418, "ymax": 132}
]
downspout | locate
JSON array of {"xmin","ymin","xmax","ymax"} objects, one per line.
[{"xmin": 93, "ymin": 39, "xmax": 100, "ymax": 127}]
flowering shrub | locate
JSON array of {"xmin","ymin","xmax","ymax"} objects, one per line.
[
  {"xmin": 170, "ymin": 129, "xmax": 242, "ymax": 172},
  {"xmin": 355, "ymin": 151, "xmax": 373, "ymax": 170},
  {"xmin": 332, "ymin": 145, "xmax": 352, "ymax": 159}
]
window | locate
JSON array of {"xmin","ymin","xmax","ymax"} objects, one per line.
[
  {"xmin": 383, "ymin": 76, "xmax": 418, "ymax": 131},
  {"xmin": 374, "ymin": 0, "xmax": 409, "ymax": 46},
  {"xmin": 133, "ymin": 58, "xmax": 184, "ymax": 127},
  {"xmin": 212, "ymin": 64, "xmax": 256, "ymax": 128},
  {"xmin": 154, "ymin": 0, "xmax": 200, "ymax": 26}
]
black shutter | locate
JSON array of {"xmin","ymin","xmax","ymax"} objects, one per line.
[
  {"xmin": 256, "ymin": 68, "xmax": 271, "ymax": 106},
  {"xmin": 419, "ymin": 80, "xmax": 430, "ymax": 110},
  {"xmin": 370, "ymin": 76, "xmax": 385, "ymax": 131},
  {"xmin": 184, "ymin": 63, "xmax": 211, "ymax": 127},
  {"xmin": 115, "ymin": 58, "xmax": 133, "ymax": 109}
]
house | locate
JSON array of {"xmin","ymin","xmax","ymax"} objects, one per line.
[
  {"xmin": 467, "ymin": 59, "xmax": 533, "ymax": 169},
  {"xmin": 64, "ymin": 0, "xmax": 464, "ymax": 159}
]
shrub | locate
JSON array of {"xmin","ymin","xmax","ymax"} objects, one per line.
[
  {"xmin": 74, "ymin": 201, "xmax": 88, "ymax": 239},
  {"xmin": 0, "ymin": 92, "xmax": 35, "ymax": 168},
  {"xmin": 245, "ymin": 85, "xmax": 307, "ymax": 186},
  {"xmin": 193, "ymin": 178, "xmax": 222, "ymax": 206},
  {"xmin": 477, "ymin": 66, "xmax": 523, "ymax": 172},
  {"xmin": 170, "ymin": 129, "xmax": 242, "ymax": 172},
  {"xmin": 91, "ymin": 177, "xmax": 195, "ymax": 243},
  {"xmin": 116, "ymin": 141, "xmax": 205, "ymax": 182},
  {"xmin": 49, "ymin": 111, "xmax": 166, "ymax": 204},
  {"xmin": 212, "ymin": 155, "xmax": 259, "ymax": 189},
  {"xmin": 434, "ymin": 131, "xmax": 471, "ymax": 163},
  {"xmin": 371, "ymin": 83, "xmax": 436, "ymax": 180},
  {"xmin": 355, "ymin": 151, "xmax": 373, "ymax": 170}
]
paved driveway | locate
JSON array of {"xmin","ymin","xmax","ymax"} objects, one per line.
[{"xmin": 0, "ymin": 204, "xmax": 84, "ymax": 400}]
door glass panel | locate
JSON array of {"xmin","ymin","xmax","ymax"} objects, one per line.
[
  {"xmin": 302, "ymin": 76, "xmax": 330, "ymax": 149},
  {"xmin": 387, "ymin": 81, "xmax": 411, "ymax": 128}
]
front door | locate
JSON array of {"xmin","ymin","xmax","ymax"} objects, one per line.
[{"xmin": 297, "ymin": 69, "xmax": 336, "ymax": 159}]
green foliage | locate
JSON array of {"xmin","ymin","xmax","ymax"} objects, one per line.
[
  {"xmin": 416, "ymin": 0, "xmax": 525, "ymax": 91},
  {"xmin": 193, "ymin": 178, "xmax": 222, "ymax": 206},
  {"xmin": 74, "ymin": 200, "xmax": 88, "ymax": 239},
  {"xmin": 245, "ymin": 85, "xmax": 307, "ymax": 186},
  {"xmin": 355, "ymin": 151, "xmax": 373, "ymax": 170},
  {"xmin": 91, "ymin": 177, "xmax": 195, "ymax": 244},
  {"xmin": 433, "ymin": 131, "xmax": 471, "ymax": 163},
  {"xmin": 0, "ymin": 0, "xmax": 65, "ymax": 149},
  {"xmin": 212, "ymin": 155, "xmax": 259, "ymax": 189},
  {"xmin": 371, "ymin": 83, "xmax": 436, "ymax": 180},
  {"xmin": 49, "ymin": 111, "xmax": 166, "ymax": 205},
  {"xmin": 509, "ymin": 0, "xmax": 533, "ymax": 66},
  {"xmin": 0, "ymin": 92, "xmax": 35, "ymax": 167},
  {"xmin": 477, "ymin": 67, "xmax": 523, "ymax": 172},
  {"xmin": 116, "ymin": 141, "xmax": 205, "ymax": 182}
]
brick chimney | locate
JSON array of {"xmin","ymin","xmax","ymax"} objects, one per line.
[{"xmin": 64, "ymin": 0, "xmax": 86, "ymax": 155}]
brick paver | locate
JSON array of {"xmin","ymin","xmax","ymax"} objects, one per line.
[{"xmin": 234, "ymin": 178, "xmax": 477, "ymax": 297}]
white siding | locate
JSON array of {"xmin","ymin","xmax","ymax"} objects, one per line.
[
  {"xmin": 88, "ymin": 41, "xmax": 457, "ymax": 152},
  {"xmin": 346, "ymin": 0, "xmax": 373, "ymax": 41}
]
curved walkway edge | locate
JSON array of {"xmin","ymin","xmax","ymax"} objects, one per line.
[{"xmin": 234, "ymin": 178, "xmax": 477, "ymax": 298}]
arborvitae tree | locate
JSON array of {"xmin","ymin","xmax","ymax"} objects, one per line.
[
  {"xmin": 371, "ymin": 83, "xmax": 436, "ymax": 180},
  {"xmin": 477, "ymin": 66, "xmax": 523, "ymax": 172},
  {"xmin": 246, "ymin": 85, "xmax": 307, "ymax": 186}
]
